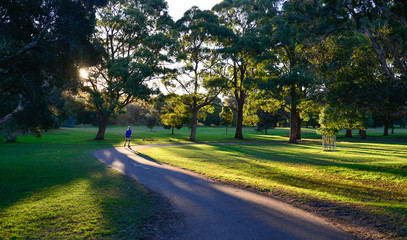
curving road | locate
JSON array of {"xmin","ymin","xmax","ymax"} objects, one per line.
[{"xmin": 94, "ymin": 144, "xmax": 354, "ymax": 240}]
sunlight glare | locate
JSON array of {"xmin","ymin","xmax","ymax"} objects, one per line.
[{"xmin": 79, "ymin": 68, "xmax": 88, "ymax": 79}]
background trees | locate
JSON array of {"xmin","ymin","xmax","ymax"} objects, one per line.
[{"xmin": 3, "ymin": 0, "xmax": 407, "ymax": 141}]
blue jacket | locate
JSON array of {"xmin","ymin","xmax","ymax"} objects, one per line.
[{"xmin": 125, "ymin": 129, "xmax": 132, "ymax": 138}]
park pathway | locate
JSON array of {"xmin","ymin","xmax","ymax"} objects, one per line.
[{"xmin": 94, "ymin": 144, "xmax": 354, "ymax": 240}]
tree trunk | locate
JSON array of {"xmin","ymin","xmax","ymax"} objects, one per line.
[
  {"xmin": 6, "ymin": 134, "xmax": 17, "ymax": 142},
  {"xmin": 189, "ymin": 109, "xmax": 198, "ymax": 142},
  {"xmin": 265, "ymin": 128, "xmax": 268, "ymax": 135},
  {"xmin": 345, "ymin": 128, "xmax": 353, "ymax": 138},
  {"xmin": 171, "ymin": 127, "xmax": 174, "ymax": 135},
  {"xmin": 391, "ymin": 125, "xmax": 394, "ymax": 134},
  {"xmin": 95, "ymin": 111, "xmax": 108, "ymax": 140},
  {"xmin": 288, "ymin": 87, "xmax": 298, "ymax": 143},
  {"xmin": 296, "ymin": 113, "xmax": 302, "ymax": 140},
  {"xmin": 360, "ymin": 129, "xmax": 367, "ymax": 139},
  {"xmin": 234, "ymin": 100, "xmax": 244, "ymax": 140},
  {"xmin": 383, "ymin": 115, "xmax": 389, "ymax": 136}
]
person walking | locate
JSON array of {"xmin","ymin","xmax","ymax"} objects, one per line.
[{"xmin": 124, "ymin": 126, "xmax": 132, "ymax": 148}]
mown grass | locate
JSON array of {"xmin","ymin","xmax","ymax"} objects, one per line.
[
  {"xmin": 139, "ymin": 127, "xmax": 407, "ymax": 238},
  {"xmin": 0, "ymin": 127, "xmax": 173, "ymax": 239},
  {"xmin": 1, "ymin": 125, "xmax": 406, "ymax": 238}
]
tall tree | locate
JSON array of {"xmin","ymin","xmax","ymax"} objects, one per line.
[
  {"xmin": 164, "ymin": 7, "xmax": 228, "ymax": 142},
  {"xmin": 259, "ymin": 0, "xmax": 316, "ymax": 143},
  {"xmin": 0, "ymin": 0, "xmax": 106, "ymax": 136},
  {"xmin": 213, "ymin": 0, "xmax": 278, "ymax": 140},
  {"xmin": 81, "ymin": 0, "xmax": 174, "ymax": 140}
]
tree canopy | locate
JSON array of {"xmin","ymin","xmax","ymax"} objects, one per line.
[
  {"xmin": 0, "ymin": 0, "xmax": 106, "ymax": 137},
  {"xmin": 3, "ymin": 0, "xmax": 407, "ymax": 142}
]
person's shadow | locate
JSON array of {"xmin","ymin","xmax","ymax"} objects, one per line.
[{"xmin": 125, "ymin": 146, "xmax": 137, "ymax": 154}]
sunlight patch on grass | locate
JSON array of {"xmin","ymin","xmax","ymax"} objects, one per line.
[{"xmin": 140, "ymin": 141, "xmax": 407, "ymax": 213}]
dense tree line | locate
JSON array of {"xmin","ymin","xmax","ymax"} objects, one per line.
[{"xmin": 1, "ymin": 0, "xmax": 406, "ymax": 142}]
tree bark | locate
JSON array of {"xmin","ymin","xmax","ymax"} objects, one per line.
[
  {"xmin": 296, "ymin": 113, "xmax": 302, "ymax": 140},
  {"xmin": 234, "ymin": 99, "xmax": 244, "ymax": 140},
  {"xmin": 0, "ymin": 99, "xmax": 23, "ymax": 126},
  {"xmin": 383, "ymin": 115, "xmax": 389, "ymax": 136},
  {"xmin": 345, "ymin": 128, "xmax": 353, "ymax": 138},
  {"xmin": 95, "ymin": 111, "xmax": 108, "ymax": 140},
  {"xmin": 189, "ymin": 109, "xmax": 198, "ymax": 142},
  {"xmin": 360, "ymin": 129, "xmax": 367, "ymax": 139}
]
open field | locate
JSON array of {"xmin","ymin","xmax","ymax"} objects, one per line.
[{"xmin": 1, "ymin": 126, "xmax": 406, "ymax": 239}]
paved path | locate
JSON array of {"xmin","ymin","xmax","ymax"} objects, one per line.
[{"xmin": 94, "ymin": 144, "xmax": 354, "ymax": 240}]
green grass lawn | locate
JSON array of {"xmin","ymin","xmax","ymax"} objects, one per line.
[
  {"xmin": 139, "ymin": 126, "xmax": 407, "ymax": 239},
  {"xmin": 0, "ymin": 127, "xmax": 174, "ymax": 239},
  {"xmin": 1, "ymin": 125, "xmax": 406, "ymax": 239}
]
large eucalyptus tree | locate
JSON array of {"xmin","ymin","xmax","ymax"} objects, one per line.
[
  {"xmin": 163, "ymin": 7, "xmax": 229, "ymax": 142},
  {"xmin": 81, "ymin": 0, "xmax": 174, "ymax": 140},
  {"xmin": 212, "ymin": 0, "xmax": 278, "ymax": 140}
]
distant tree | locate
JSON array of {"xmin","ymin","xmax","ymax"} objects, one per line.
[
  {"xmin": 0, "ymin": 0, "xmax": 106, "ymax": 138},
  {"xmin": 81, "ymin": 0, "xmax": 174, "ymax": 140},
  {"xmin": 160, "ymin": 95, "xmax": 189, "ymax": 135},
  {"xmin": 145, "ymin": 114, "xmax": 160, "ymax": 132},
  {"xmin": 202, "ymin": 97, "xmax": 222, "ymax": 126},
  {"xmin": 115, "ymin": 100, "xmax": 158, "ymax": 126},
  {"xmin": 219, "ymin": 106, "xmax": 233, "ymax": 135}
]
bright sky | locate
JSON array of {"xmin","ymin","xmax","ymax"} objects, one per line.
[{"xmin": 166, "ymin": 0, "xmax": 223, "ymax": 21}]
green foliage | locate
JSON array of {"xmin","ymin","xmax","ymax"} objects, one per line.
[
  {"xmin": 219, "ymin": 106, "xmax": 234, "ymax": 127},
  {"xmin": 80, "ymin": 0, "xmax": 174, "ymax": 139},
  {"xmin": 114, "ymin": 100, "xmax": 159, "ymax": 126},
  {"xmin": 160, "ymin": 96, "xmax": 189, "ymax": 134},
  {"xmin": 317, "ymin": 105, "xmax": 374, "ymax": 136},
  {"xmin": 164, "ymin": 7, "xmax": 229, "ymax": 141},
  {"xmin": 0, "ymin": 0, "xmax": 105, "ymax": 135},
  {"xmin": 161, "ymin": 113, "xmax": 188, "ymax": 133},
  {"xmin": 213, "ymin": 0, "xmax": 278, "ymax": 139}
]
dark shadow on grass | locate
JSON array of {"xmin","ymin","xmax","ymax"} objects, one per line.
[{"xmin": 0, "ymin": 142, "xmax": 178, "ymax": 239}]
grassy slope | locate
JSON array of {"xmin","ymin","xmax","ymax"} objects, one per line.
[{"xmin": 0, "ymin": 127, "xmax": 172, "ymax": 239}]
